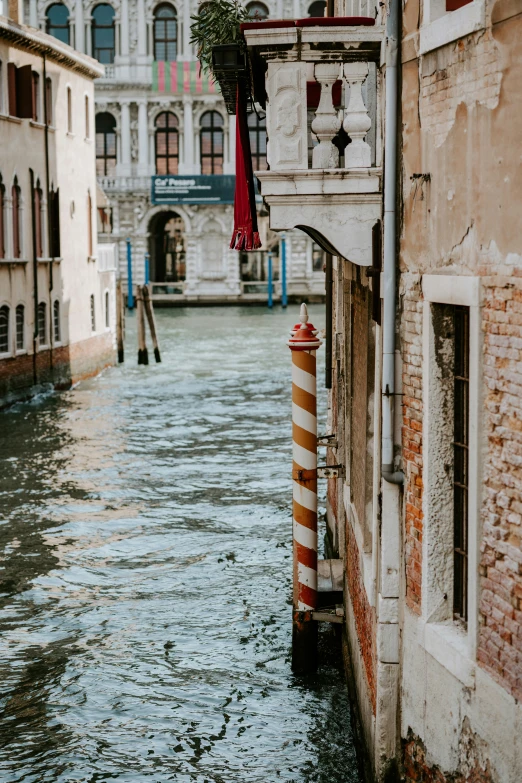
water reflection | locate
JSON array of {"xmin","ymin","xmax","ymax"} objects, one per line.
[{"xmin": 0, "ymin": 307, "xmax": 361, "ymax": 782}]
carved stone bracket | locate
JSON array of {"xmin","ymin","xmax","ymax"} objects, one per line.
[
  {"xmin": 311, "ymin": 63, "xmax": 342, "ymax": 170},
  {"xmin": 343, "ymin": 62, "xmax": 371, "ymax": 169}
]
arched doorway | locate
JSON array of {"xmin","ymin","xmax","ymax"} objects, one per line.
[{"xmin": 149, "ymin": 211, "xmax": 186, "ymax": 283}]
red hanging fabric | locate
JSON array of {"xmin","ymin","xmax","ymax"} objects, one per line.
[{"xmin": 230, "ymin": 82, "xmax": 261, "ymax": 251}]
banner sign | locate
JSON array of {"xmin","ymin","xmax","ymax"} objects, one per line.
[{"xmin": 151, "ymin": 175, "xmax": 236, "ymax": 205}]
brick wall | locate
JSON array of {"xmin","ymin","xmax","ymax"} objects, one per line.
[
  {"xmin": 403, "ymin": 727, "xmax": 495, "ymax": 783},
  {"xmin": 478, "ymin": 280, "xmax": 522, "ymax": 702},
  {"xmin": 0, "ymin": 332, "xmax": 115, "ymax": 406},
  {"xmin": 401, "ymin": 281, "xmax": 424, "ymax": 614}
]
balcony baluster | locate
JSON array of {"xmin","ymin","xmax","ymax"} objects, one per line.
[{"xmin": 311, "ymin": 64, "xmax": 342, "ymax": 170}]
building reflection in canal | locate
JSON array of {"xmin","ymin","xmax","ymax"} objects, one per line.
[{"xmin": 0, "ymin": 307, "xmax": 361, "ymax": 782}]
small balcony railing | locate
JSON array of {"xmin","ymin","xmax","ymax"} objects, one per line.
[{"xmin": 243, "ymin": 17, "xmax": 385, "ymax": 263}]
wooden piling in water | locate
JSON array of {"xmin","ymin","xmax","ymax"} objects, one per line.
[
  {"xmin": 116, "ymin": 278, "xmax": 124, "ymax": 364},
  {"xmin": 136, "ymin": 286, "xmax": 149, "ymax": 365},
  {"xmin": 142, "ymin": 284, "xmax": 161, "ymax": 363}
]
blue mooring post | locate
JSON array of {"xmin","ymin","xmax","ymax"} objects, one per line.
[
  {"xmin": 144, "ymin": 253, "xmax": 150, "ymax": 286},
  {"xmin": 126, "ymin": 238, "xmax": 134, "ymax": 310},
  {"xmin": 268, "ymin": 251, "xmax": 273, "ymax": 309},
  {"xmin": 281, "ymin": 234, "xmax": 287, "ymax": 309}
]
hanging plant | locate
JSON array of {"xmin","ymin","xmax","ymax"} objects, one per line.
[{"xmin": 190, "ymin": 0, "xmax": 250, "ymax": 77}]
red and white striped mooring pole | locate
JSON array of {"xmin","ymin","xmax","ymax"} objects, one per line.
[{"xmin": 288, "ymin": 303, "xmax": 322, "ymax": 673}]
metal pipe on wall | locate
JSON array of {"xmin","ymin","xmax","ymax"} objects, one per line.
[{"xmin": 325, "ymin": 252, "xmax": 332, "ymax": 389}]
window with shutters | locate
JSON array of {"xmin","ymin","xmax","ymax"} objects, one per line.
[
  {"xmin": 200, "ymin": 111, "xmax": 224, "ymax": 175},
  {"xmin": 154, "ymin": 5, "xmax": 177, "ymax": 61},
  {"xmin": 8, "ymin": 63, "xmax": 35, "ymax": 119},
  {"xmin": 12, "ymin": 177, "xmax": 21, "ymax": 259},
  {"xmin": 45, "ymin": 77, "xmax": 53, "ymax": 125},
  {"xmin": 32, "ymin": 71, "xmax": 40, "ymax": 122},
  {"xmin": 67, "ymin": 86, "xmax": 72, "ymax": 132},
  {"xmin": 0, "ymin": 176, "xmax": 5, "ymax": 260},
  {"xmin": 16, "ymin": 304, "xmax": 24, "ymax": 351},
  {"xmin": 155, "ymin": 112, "xmax": 179, "ymax": 175},
  {"xmin": 0, "ymin": 305, "xmax": 9, "ymax": 354},
  {"xmin": 34, "ymin": 181, "xmax": 43, "ymax": 258},
  {"xmin": 92, "ymin": 5, "xmax": 116, "ymax": 64},
  {"xmin": 38, "ymin": 302, "xmax": 47, "ymax": 346},
  {"xmin": 96, "ymin": 112, "xmax": 117, "ymax": 175},
  {"xmin": 49, "ymin": 187, "xmax": 61, "ymax": 258},
  {"xmin": 53, "ymin": 300, "xmax": 61, "ymax": 343},
  {"xmin": 46, "ymin": 3, "xmax": 70, "ymax": 44}
]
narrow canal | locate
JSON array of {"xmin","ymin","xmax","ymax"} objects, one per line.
[{"xmin": 0, "ymin": 306, "xmax": 361, "ymax": 783}]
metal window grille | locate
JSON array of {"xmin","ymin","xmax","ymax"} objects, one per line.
[
  {"xmin": 200, "ymin": 111, "xmax": 224, "ymax": 175},
  {"xmin": 453, "ymin": 304, "xmax": 470, "ymax": 623},
  {"xmin": 90, "ymin": 295, "xmax": 96, "ymax": 332},
  {"xmin": 92, "ymin": 4, "xmax": 116, "ymax": 65},
  {"xmin": 154, "ymin": 5, "xmax": 177, "ymax": 61},
  {"xmin": 16, "ymin": 304, "xmax": 24, "ymax": 350},
  {"xmin": 38, "ymin": 302, "xmax": 47, "ymax": 345},
  {"xmin": 53, "ymin": 300, "xmax": 61, "ymax": 343},
  {"xmin": 0, "ymin": 305, "xmax": 9, "ymax": 353},
  {"xmin": 155, "ymin": 112, "xmax": 179, "ymax": 175},
  {"xmin": 247, "ymin": 112, "xmax": 267, "ymax": 171},
  {"xmin": 46, "ymin": 3, "xmax": 70, "ymax": 45},
  {"xmin": 96, "ymin": 113, "xmax": 117, "ymax": 176}
]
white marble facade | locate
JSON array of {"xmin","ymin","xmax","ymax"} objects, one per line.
[{"xmin": 30, "ymin": 0, "xmax": 326, "ymax": 300}]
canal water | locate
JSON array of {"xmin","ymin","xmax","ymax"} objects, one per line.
[{"xmin": 0, "ymin": 306, "xmax": 361, "ymax": 783}]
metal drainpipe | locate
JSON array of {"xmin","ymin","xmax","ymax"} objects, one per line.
[
  {"xmin": 43, "ymin": 52, "xmax": 53, "ymax": 378},
  {"xmin": 381, "ymin": 0, "xmax": 404, "ymax": 485}
]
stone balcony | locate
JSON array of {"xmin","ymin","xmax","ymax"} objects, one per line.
[{"xmin": 243, "ymin": 18, "xmax": 385, "ymax": 264}]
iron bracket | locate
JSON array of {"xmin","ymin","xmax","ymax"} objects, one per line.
[
  {"xmin": 317, "ymin": 465, "xmax": 344, "ymax": 479},
  {"xmin": 317, "ymin": 433, "xmax": 338, "ymax": 448}
]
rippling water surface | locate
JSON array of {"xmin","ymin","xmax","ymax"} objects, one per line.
[{"xmin": 0, "ymin": 306, "xmax": 360, "ymax": 783}]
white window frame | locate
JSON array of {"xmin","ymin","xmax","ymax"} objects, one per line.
[
  {"xmin": 420, "ymin": 274, "xmax": 482, "ymax": 688},
  {"xmin": 420, "ymin": 0, "xmax": 486, "ymax": 55}
]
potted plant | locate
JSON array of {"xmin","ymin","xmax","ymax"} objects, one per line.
[{"xmin": 190, "ymin": 0, "xmax": 251, "ymax": 114}]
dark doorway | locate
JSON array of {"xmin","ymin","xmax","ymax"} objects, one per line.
[{"xmin": 149, "ymin": 212, "xmax": 186, "ymax": 283}]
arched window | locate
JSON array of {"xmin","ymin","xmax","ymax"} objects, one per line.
[
  {"xmin": 12, "ymin": 177, "xmax": 21, "ymax": 259},
  {"xmin": 95, "ymin": 113, "xmax": 117, "ymax": 175},
  {"xmin": 53, "ymin": 300, "xmax": 61, "ymax": 342},
  {"xmin": 34, "ymin": 181, "xmax": 43, "ymax": 258},
  {"xmin": 90, "ymin": 294, "xmax": 96, "ymax": 331},
  {"xmin": 105, "ymin": 290, "xmax": 110, "ymax": 328},
  {"xmin": 0, "ymin": 305, "xmax": 9, "ymax": 354},
  {"xmin": 0, "ymin": 176, "xmax": 5, "ymax": 260},
  {"xmin": 200, "ymin": 111, "xmax": 224, "ymax": 175},
  {"xmin": 85, "ymin": 95, "xmax": 90, "ymax": 138},
  {"xmin": 248, "ymin": 112, "xmax": 267, "ymax": 171},
  {"xmin": 16, "ymin": 304, "xmax": 24, "ymax": 350},
  {"xmin": 67, "ymin": 86, "xmax": 72, "ymax": 132},
  {"xmin": 87, "ymin": 190, "xmax": 93, "ymax": 256},
  {"xmin": 45, "ymin": 77, "xmax": 53, "ymax": 125},
  {"xmin": 38, "ymin": 302, "xmax": 47, "ymax": 346},
  {"xmin": 246, "ymin": 1, "xmax": 269, "ymax": 19},
  {"xmin": 92, "ymin": 4, "xmax": 115, "ymax": 64},
  {"xmin": 308, "ymin": 0, "xmax": 326, "ymax": 15},
  {"xmin": 46, "ymin": 3, "xmax": 70, "ymax": 45},
  {"xmin": 154, "ymin": 4, "xmax": 177, "ymax": 61},
  {"xmin": 155, "ymin": 112, "xmax": 179, "ymax": 175}
]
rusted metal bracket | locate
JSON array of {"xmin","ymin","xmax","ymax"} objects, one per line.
[
  {"xmin": 292, "ymin": 465, "xmax": 345, "ymax": 481},
  {"xmin": 294, "ymin": 607, "xmax": 345, "ymax": 624},
  {"xmin": 317, "ymin": 433, "xmax": 338, "ymax": 448}
]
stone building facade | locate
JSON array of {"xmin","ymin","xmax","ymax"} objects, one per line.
[
  {"xmin": 31, "ymin": 0, "xmax": 326, "ymax": 303},
  {"xmin": 0, "ymin": 4, "xmax": 116, "ymax": 406},
  {"xmin": 245, "ymin": 0, "xmax": 521, "ymax": 780}
]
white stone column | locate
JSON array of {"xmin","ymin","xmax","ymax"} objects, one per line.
[
  {"xmin": 137, "ymin": 99, "xmax": 149, "ymax": 176},
  {"xmin": 120, "ymin": 101, "xmax": 132, "ymax": 176},
  {"xmin": 224, "ymin": 114, "xmax": 236, "ymax": 174},
  {"xmin": 343, "ymin": 62, "xmax": 371, "ymax": 168},
  {"xmin": 29, "ymin": 0, "xmax": 37, "ymax": 28},
  {"xmin": 137, "ymin": 0, "xmax": 147, "ymax": 55},
  {"xmin": 75, "ymin": 0, "xmax": 84, "ymax": 52},
  {"xmin": 85, "ymin": 18, "xmax": 92, "ymax": 56},
  {"xmin": 182, "ymin": 0, "xmax": 191, "ymax": 59},
  {"xmin": 180, "ymin": 96, "xmax": 194, "ymax": 174},
  {"xmin": 120, "ymin": 0, "xmax": 129, "ymax": 56}
]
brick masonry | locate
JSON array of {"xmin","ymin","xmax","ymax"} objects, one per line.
[
  {"xmin": 0, "ymin": 332, "xmax": 116, "ymax": 406},
  {"xmin": 403, "ymin": 726, "xmax": 495, "ymax": 783}
]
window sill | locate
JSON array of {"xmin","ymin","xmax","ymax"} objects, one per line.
[
  {"xmin": 16, "ymin": 349, "xmax": 27, "ymax": 356},
  {"xmin": 423, "ymin": 620, "xmax": 476, "ymax": 688},
  {"xmin": 66, "ymin": 131, "xmax": 75, "ymax": 138},
  {"xmin": 84, "ymin": 137, "xmax": 92, "ymax": 143},
  {"xmin": 0, "ymin": 114, "xmax": 22, "ymax": 124},
  {"xmin": 419, "ymin": 0, "xmax": 485, "ymax": 54},
  {"xmin": 0, "ymin": 258, "xmax": 28, "ymax": 265},
  {"xmin": 39, "ymin": 344, "xmax": 49, "ymax": 351},
  {"xmin": 29, "ymin": 120, "xmax": 45, "ymax": 129},
  {"xmin": 88, "ymin": 256, "xmax": 97, "ymax": 263},
  {"xmin": 0, "ymin": 352, "xmax": 12, "ymax": 359}
]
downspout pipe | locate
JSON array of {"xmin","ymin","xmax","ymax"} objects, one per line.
[{"xmin": 381, "ymin": 0, "xmax": 404, "ymax": 485}]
